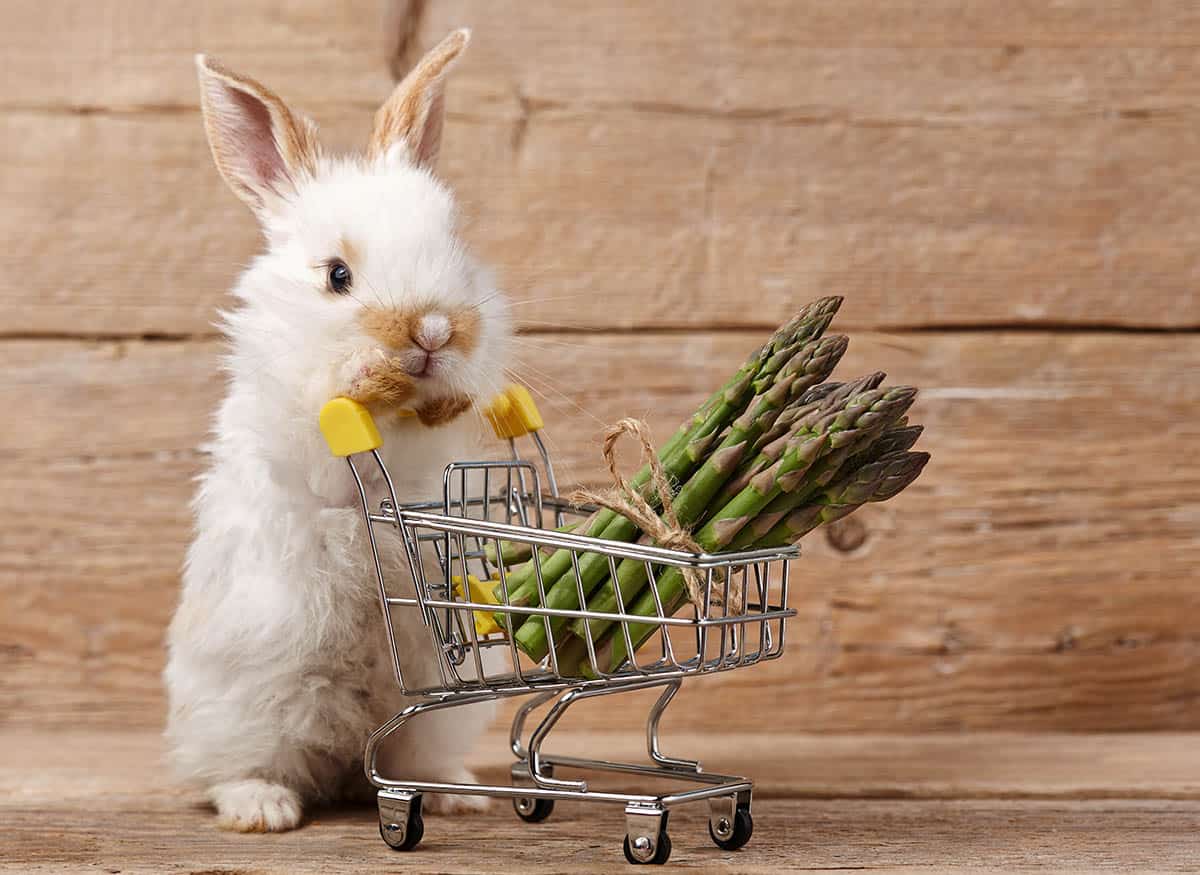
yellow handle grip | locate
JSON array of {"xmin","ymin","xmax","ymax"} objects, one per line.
[
  {"xmin": 452, "ymin": 574, "xmax": 503, "ymax": 637},
  {"xmin": 484, "ymin": 385, "xmax": 544, "ymax": 440},
  {"xmin": 320, "ymin": 397, "xmax": 383, "ymax": 457}
]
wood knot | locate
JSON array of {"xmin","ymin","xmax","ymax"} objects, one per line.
[
  {"xmin": 1055, "ymin": 625, "xmax": 1081, "ymax": 652},
  {"xmin": 825, "ymin": 516, "xmax": 869, "ymax": 553}
]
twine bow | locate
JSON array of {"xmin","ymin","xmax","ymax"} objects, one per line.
[{"xmin": 570, "ymin": 418, "xmax": 743, "ymax": 613}]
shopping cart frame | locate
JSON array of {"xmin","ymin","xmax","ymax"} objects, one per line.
[{"xmin": 321, "ymin": 393, "xmax": 798, "ymax": 864}]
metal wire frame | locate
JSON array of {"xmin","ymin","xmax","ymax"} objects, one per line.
[{"xmin": 346, "ymin": 434, "xmax": 796, "ymax": 858}]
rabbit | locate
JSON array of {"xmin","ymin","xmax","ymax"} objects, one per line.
[{"xmin": 164, "ymin": 29, "xmax": 513, "ymax": 832}]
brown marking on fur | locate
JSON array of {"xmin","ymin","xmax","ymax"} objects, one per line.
[
  {"xmin": 359, "ymin": 305, "xmax": 481, "ymax": 355},
  {"xmin": 416, "ymin": 394, "xmax": 473, "ymax": 427},
  {"xmin": 347, "ymin": 361, "xmax": 416, "ymax": 408},
  {"xmin": 448, "ymin": 305, "xmax": 481, "ymax": 355},
  {"xmin": 367, "ymin": 29, "xmax": 469, "ymax": 165},
  {"xmin": 336, "ymin": 235, "xmax": 361, "ymax": 268},
  {"xmin": 196, "ymin": 55, "xmax": 320, "ymax": 208},
  {"xmin": 360, "ymin": 307, "xmax": 416, "ymax": 352}
]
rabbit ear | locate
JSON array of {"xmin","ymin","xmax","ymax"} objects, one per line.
[
  {"xmin": 368, "ymin": 28, "xmax": 470, "ymax": 169},
  {"xmin": 195, "ymin": 55, "xmax": 319, "ymax": 213}
]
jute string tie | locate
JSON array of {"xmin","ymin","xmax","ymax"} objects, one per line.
[{"xmin": 569, "ymin": 418, "xmax": 743, "ymax": 613}]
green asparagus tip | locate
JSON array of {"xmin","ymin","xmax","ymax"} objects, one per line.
[{"xmin": 873, "ymin": 450, "xmax": 930, "ymax": 501}]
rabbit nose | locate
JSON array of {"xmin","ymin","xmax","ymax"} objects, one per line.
[{"xmin": 412, "ymin": 313, "xmax": 452, "ymax": 353}]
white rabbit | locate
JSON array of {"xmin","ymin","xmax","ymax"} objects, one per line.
[{"xmin": 164, "ymin": 29, "xmax": 513, "ymax": 832}]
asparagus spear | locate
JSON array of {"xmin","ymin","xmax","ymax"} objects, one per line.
[
  {"xmin": 705, "ymin": 400, "xmax": 820, "ymax": 512},
  {"xmin": 484, "ymin": 519, "xmax": 583, "ymax": 567},
  {"xmin": 514, "ymin": 333, "xmax": 848, "ymax": 660},
  {"xmin": 847, "ymin": 423, "xmax": 923, "ymax": 466},
  {"xmin": 550, "ymin": 634, "xmax": 593, "ymax": 678},
  {"xmin": 757, "ymin": 450, "xmax": 930, "ymax": 545},
  {"xmin": 748, "ymin": 393, "xmax": 818, "ymax": 454},
  {"xmin": 706, "ymin": 385, "xmax": 915, "ymax": 542}
]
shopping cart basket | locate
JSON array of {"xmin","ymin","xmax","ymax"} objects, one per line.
[{"xmin": 319, "ymin": 387, "xmax": 798, "ymax": 864}]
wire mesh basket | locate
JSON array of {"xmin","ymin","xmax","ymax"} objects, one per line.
[{"xmin": 319, "ymin": 389, "xmax": 798, "ymax": 864}]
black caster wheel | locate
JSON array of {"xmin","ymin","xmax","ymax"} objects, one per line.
[
  {"xmin": 513, "ymin": 795, "xmax": 555, "ymax": 823},
  {"xmin": 623, "ymin": 831, "xmax": 672, "ymax": 865},
  {"xmin": 709, "ymin": 806, "xmax": 753, "ymax": 851},
  {"xmin": 379, "ymin": 795, "xmax": 424, "ymax": 851}
]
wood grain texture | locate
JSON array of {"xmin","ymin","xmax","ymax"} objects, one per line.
[
  {"xmin": 9, "ymin": 798, "xmax": 1197, "ymax": 874},
  {"xmin": 5, "ymin": 109, "xmax": 1199, "ymax": 335},
  {"xmin": 3, "ymin": 1, "xmax": 1200, "ymax": 334},
  {"xmin": 12, "ymin": 0, "xmax": 1200, "ymax": 110},
  {"xmin": 2, "ymin": 730, "xmax": 1199, "ymax": 873},
  {"xmin": 2, "ymin": 0, "xmax": 1198, "ymax": 743},
  {"xmin": 8, "ymin": 729, "xmax": 1200, "ymax": 803},
  {"xmin": 3, "ymin": 331, "xmax": 1197, "ymax": 731},
  {"xmin": 0, "ymin": 0, "xmax": 397, "ymax": 111}
]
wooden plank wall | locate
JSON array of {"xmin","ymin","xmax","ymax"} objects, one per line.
[{"xmin": 1, "ymin": 0, "xmax": 1197, "ymax": 733}]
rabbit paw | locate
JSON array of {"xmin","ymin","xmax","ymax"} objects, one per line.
[
  {"xmin": 211, "ymin": 779, "xmax": 303, "ymax": 832},
  {"xmin": 342, "ymin": 349, "xmax": 416, "ymax": 408}
]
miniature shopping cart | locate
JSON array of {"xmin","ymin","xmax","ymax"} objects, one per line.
[{"xmin": 319, "ymin": 387, "xmax": 797, "ymax": 865}]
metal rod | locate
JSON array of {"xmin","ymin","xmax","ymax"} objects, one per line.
[
  {"xmin": 386, "ymin": 595, "xmax": 794, "ymax": 626},
  {"xmin": 645, "ymin": 679, "xmax": 701, "ymax": 771},
  {"xmin": 509, "ymin": 690, "xmax": 559, "ymax": 760},
  {"xmin": 350, "ymin": 456, "xmax": 406, "ymax": 693},
  {"xmin": 530, "ymin": 431, "xmax": 564, "ymax": 527},
  {"xmin": 395, "ymin": 509, "xmax": 796, "ymax": 568}
]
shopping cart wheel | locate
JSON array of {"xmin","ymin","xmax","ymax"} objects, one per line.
[
  {"xmin": 378, "ymin": 791, "xmax": 424, "ymax": 852},
  {"xmin": 514, "ymin": 795, "xmax": 555, "ymax": 823},
  {"xmin": 623, "ymin": 807, "xmax": 670, "ymax": 864},
  {"xmin": 708, "ymin": 805, "xmax": 753, "ymax": 851},
  {"xmin": 623, "ymin": 831, "xmax": 671, "ymax": 865}
]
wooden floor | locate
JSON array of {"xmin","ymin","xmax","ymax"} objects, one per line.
[{"xmin": 3, "ymin": 730, "xmax": 1198, "ymax": 873}]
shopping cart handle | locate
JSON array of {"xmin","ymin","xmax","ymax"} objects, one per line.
[
  {"xmin": 484, "ymin": 384, "xmax": 544, "ymax": 440},
  {"xmin": 320, "ymin": 397, "xmax": 383, "ymax": 457},
  {"xmin": 321, "ymin": 386, "xmax": 544, "ymax": 457}
]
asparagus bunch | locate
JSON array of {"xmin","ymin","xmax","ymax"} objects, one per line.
[
  {"xmin": 510, "ymin": 331, "xmax": 850, "ymax": 660},
  {"xmin": 572, "ymin": 385, "xmax": 921, "ymax": 660},
  {"xmin": 491, "ymin": 296, "xmax": 845, "ymax": 630},
  {"xmin": 487, "ymin": 297, "xmax": 929, "ymax": 676}
]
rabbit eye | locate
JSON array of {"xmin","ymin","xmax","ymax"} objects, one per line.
[{"xmin": 327, "ymin": 260, "xmax": 352, "ymax": 294}]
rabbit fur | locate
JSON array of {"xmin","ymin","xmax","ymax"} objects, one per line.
[{"xmin": 164, "ymin": 29, "xmax": 512, "ymax": 832}]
